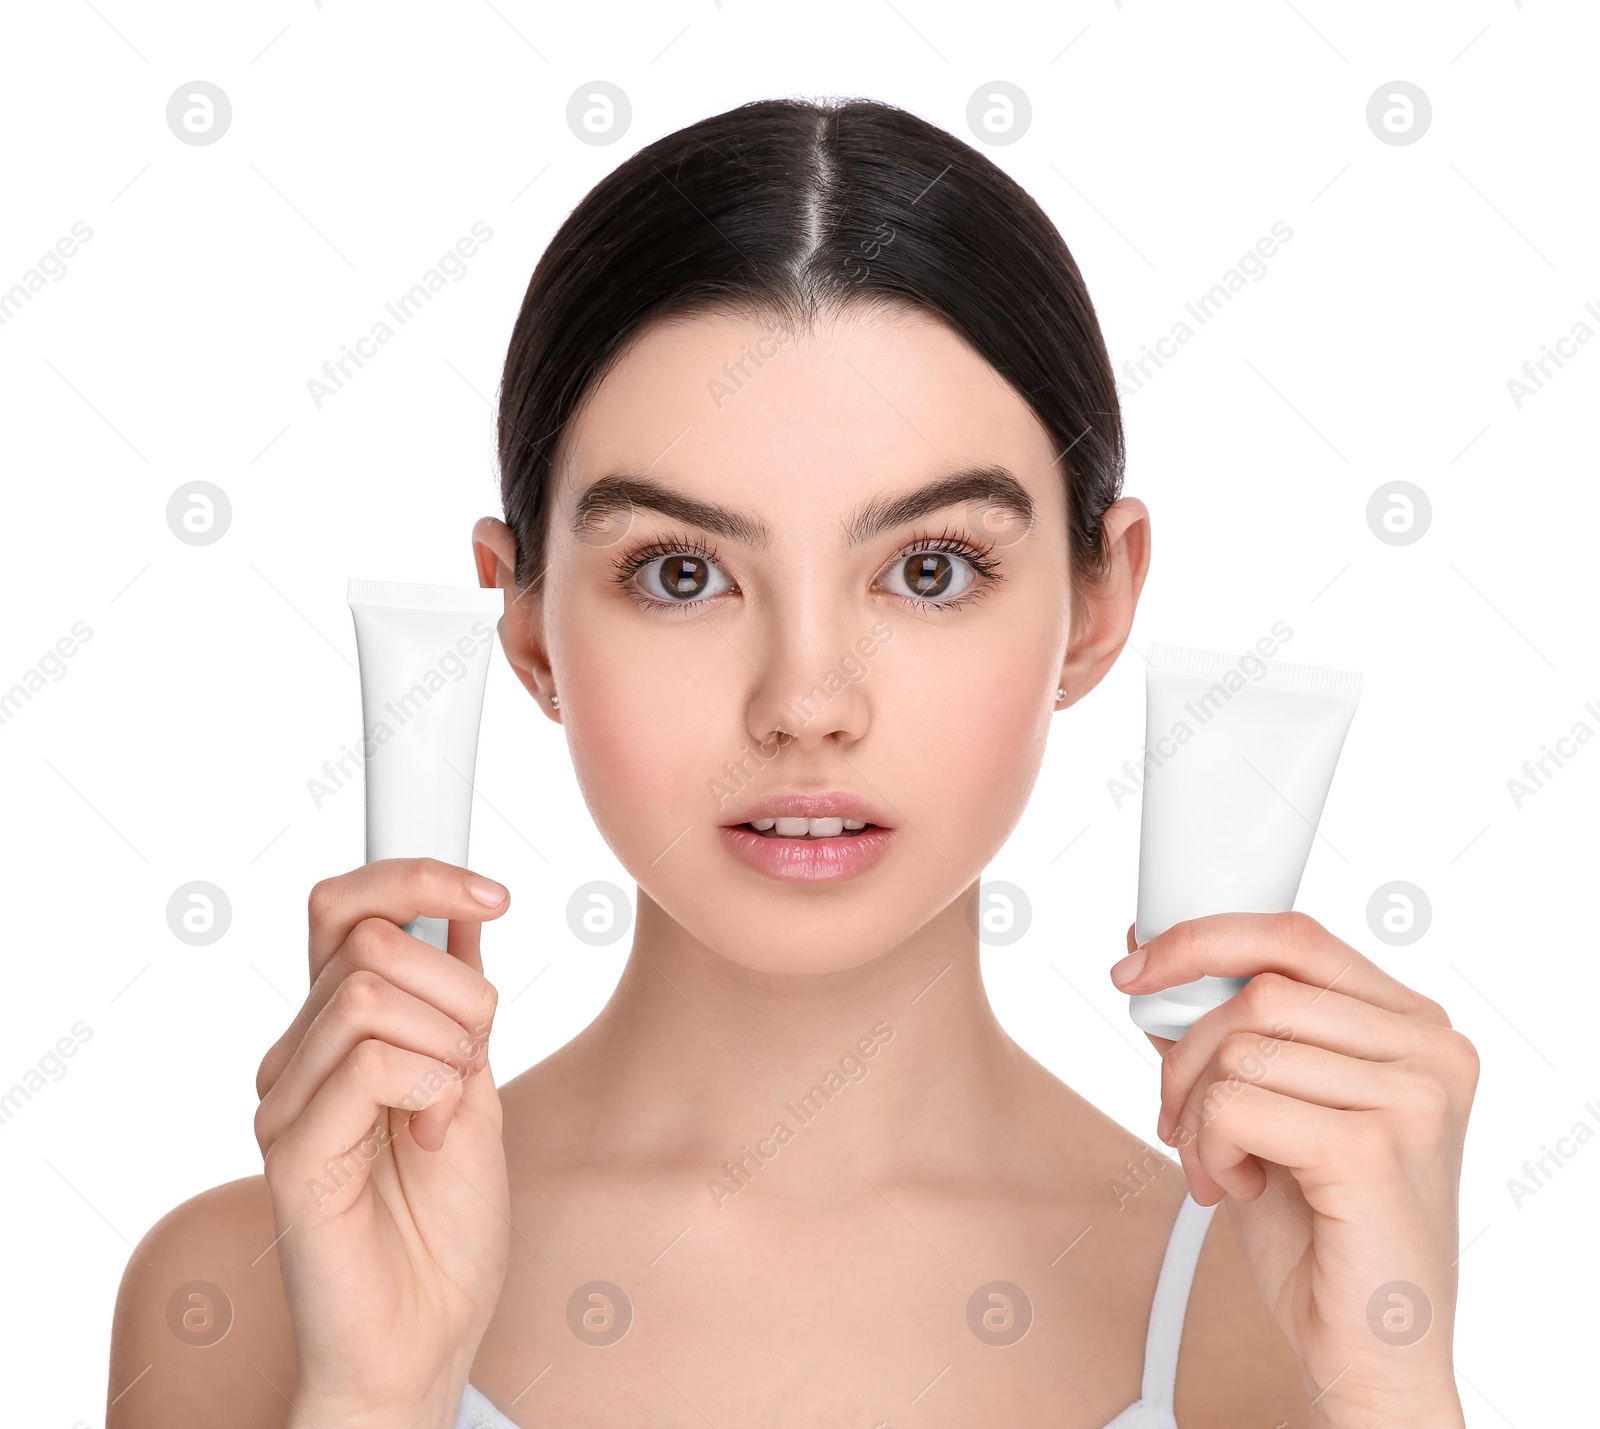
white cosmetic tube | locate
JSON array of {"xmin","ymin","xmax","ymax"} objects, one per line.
[
  {"xmin": 347, "ymin": 580, "xmax": 503, "ymax": 952},
  {"xmin": 1129, "ymin": 642, "xmax": 1362, "ymax": 1041}
]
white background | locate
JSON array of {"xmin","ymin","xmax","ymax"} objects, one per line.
[{"xmin": 1, "ymin": 2, "xmax": 1594, "ymax": 1424}]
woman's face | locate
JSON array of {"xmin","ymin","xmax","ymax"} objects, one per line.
[{"xmin": 481, "ymin": 304, "xmax": 1144, "ymax": 976}]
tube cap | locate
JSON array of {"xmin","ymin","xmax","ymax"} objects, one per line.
[
  {"xmin": 402, "ymin": 914, "xmax": 450, "ymax": 953},
  {"xmin": 1128, "ymin": 976, "xmax": 1251, "ymax": 1041}
]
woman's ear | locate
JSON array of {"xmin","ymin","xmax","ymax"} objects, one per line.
[
  {"xmin": 472, "ymin": 516, "xmax": 559, "ymax": 720},
  {"xmin": 1056, "ymin": 496, "xmax": 1151, "ymax": 706}
]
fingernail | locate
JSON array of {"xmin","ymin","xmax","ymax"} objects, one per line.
[
  {"xmin": 1110, "ymin": 948, "xmax": 1146, "ymax": 989},
  {"xmin": 468, "ymin": 875, "xmax": 507, "ymax": 907},
  {"xmin": 1156, "ymin": 1109, "xmax": 1174, "ymax": 1144}
]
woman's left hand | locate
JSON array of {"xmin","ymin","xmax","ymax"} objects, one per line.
[{"xmin": 1110, "ymin": 911, "xmax": 1478, "ymax": 1428}]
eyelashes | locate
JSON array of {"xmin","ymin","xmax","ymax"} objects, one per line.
[
  {"xmin": 609, "ymin": 532, "xmax": 721, "ymax": 585},
  {"xmin": 910, "ymin": 525, "xmax": 1004, "ymax": 582},
  {"xmin": 608, "ymin": 533, "xmax": 730, "ymax": 609},
  {"xmin": 607, "ymin": 525, "xmax": 1005, "ymax": 613}
]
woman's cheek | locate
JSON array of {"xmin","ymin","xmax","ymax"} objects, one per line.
[
  {"xmin": 890, "ymin": 651, "xmax": 1049, "ymax": 849},
  {"xmin": 548, "ymin": 587, "xmax": 715, "ymax": 827},
  {"xmin": 568, "ymin": 695, "xmax": 712, "ymax": 864}
]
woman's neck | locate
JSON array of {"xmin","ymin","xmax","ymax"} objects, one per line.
[{"xmin": 561, "ymin": 884, "xmax": 1035, "ymax": 1189}]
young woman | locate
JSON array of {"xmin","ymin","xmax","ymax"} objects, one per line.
[{"xmin": 108, "ymin": 97, "xmax": 1477, "ymax": 1429}]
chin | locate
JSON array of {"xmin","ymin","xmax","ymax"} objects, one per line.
[{"xmin": 644, "ymin": 848, "xmax": 960, "ymax": 979}]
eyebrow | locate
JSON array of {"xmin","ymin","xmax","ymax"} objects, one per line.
[{"xmin": 570, "ymin": 465, "xmax": 1035, "ymax": 548}]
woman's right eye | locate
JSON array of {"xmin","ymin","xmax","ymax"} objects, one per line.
[{"xmin": 626, "ymin": 549, "xmax": 734, "ymax": 607}]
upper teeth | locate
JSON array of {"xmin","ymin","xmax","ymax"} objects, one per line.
[{"xmin": 750, "ymin": 816, "xmax": 868, "ymax": 836}]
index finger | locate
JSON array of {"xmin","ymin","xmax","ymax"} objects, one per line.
[
  {"xmin": 308, "ymin": 857, "xmax": 509, "ymax": 977},
  {"xmin": 1111, "ymin": 910, "xmax": 1428, "ymax": 1019}
]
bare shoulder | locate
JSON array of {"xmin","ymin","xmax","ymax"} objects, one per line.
[
  {"xmin": 1006, "ymin": 1050, "xmax": 1308, "ymax": 1422},
  {"xmin": 108, "ymin": 1174, "xmax": 296, "ymax": 1428},
  {"xmin": 1175, "ymin": 1199, "xmax": 1310, "ymax": 1427},
  {"xmin": 493, "ymin": 1033, "xmax": 602, "ymax": 1172}
]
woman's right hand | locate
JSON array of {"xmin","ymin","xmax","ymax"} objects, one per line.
[{"xmin": 255, "ymin": 858, "xmax": 513, "ymax": 1428}]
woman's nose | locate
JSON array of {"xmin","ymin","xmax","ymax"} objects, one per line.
[{"xmin": 742, "ymin": 600, "xmax": 879, "ymax": 751}]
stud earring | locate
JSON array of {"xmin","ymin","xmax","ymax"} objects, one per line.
[
  {"xmin": 1055, "ymin": 687, "xmax": 1066, "ymax": 702},
  {"xmin": 550, "ymin": 691, "xmax": 560, "ymax": 709}
]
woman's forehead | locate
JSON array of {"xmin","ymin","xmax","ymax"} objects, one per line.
[{"xmin": 552, "ymin": 306, "xmax": 1066, "ymax": 530}]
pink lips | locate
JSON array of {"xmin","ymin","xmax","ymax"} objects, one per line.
[
  {"xmin": 719, "ymin": 822, "xmax": 896, "ymax": 883},
  {"xmin": 716, "ymin": 789, "xmax": 899, "ymax": 884}
]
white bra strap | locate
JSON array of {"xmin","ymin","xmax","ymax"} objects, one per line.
[{"xmin": 1139, "ymin": 1193, "xmax": 1218, "ymax": 1409}]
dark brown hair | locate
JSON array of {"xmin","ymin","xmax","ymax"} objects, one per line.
[{"xmin": 496, "ymin": 96, "xmax": 1124, "ymax": 597}]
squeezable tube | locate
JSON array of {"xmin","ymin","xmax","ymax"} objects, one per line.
[
  {"xmin": 347, "ymin": 580, "xmax": 502, "ymax": 951},
  {"xmin": 1129, "ymin": 642, "xmax": 1362, "ymax": 1041}
]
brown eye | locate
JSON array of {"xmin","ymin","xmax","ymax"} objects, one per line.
[
  {"xmin": 630, "ymin": 548, "xmax": 732, "ymax": 606},
  {"xmin": 661, "ymin": 554, "xmax": 709, "ymax": 597},
  {"xmin": 903, "ymin": 552, "xmax": 953, "ymax": 596},
  {"xmin": 878, "ymin": 544, "xmax": 986, "ymax": 606}
]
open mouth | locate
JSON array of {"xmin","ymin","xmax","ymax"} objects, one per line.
[
  {"xmin": 740, "ymin": 817, "xmax": 876, "ymax": 839},
  {"xmin": 720, "ymin": 814, "xmax": 896, "ymax": 882}
]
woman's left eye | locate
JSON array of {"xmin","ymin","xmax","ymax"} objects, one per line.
[{"xmin": 877, "ymin": 544, "xmax": 992, "ymax": 605}]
